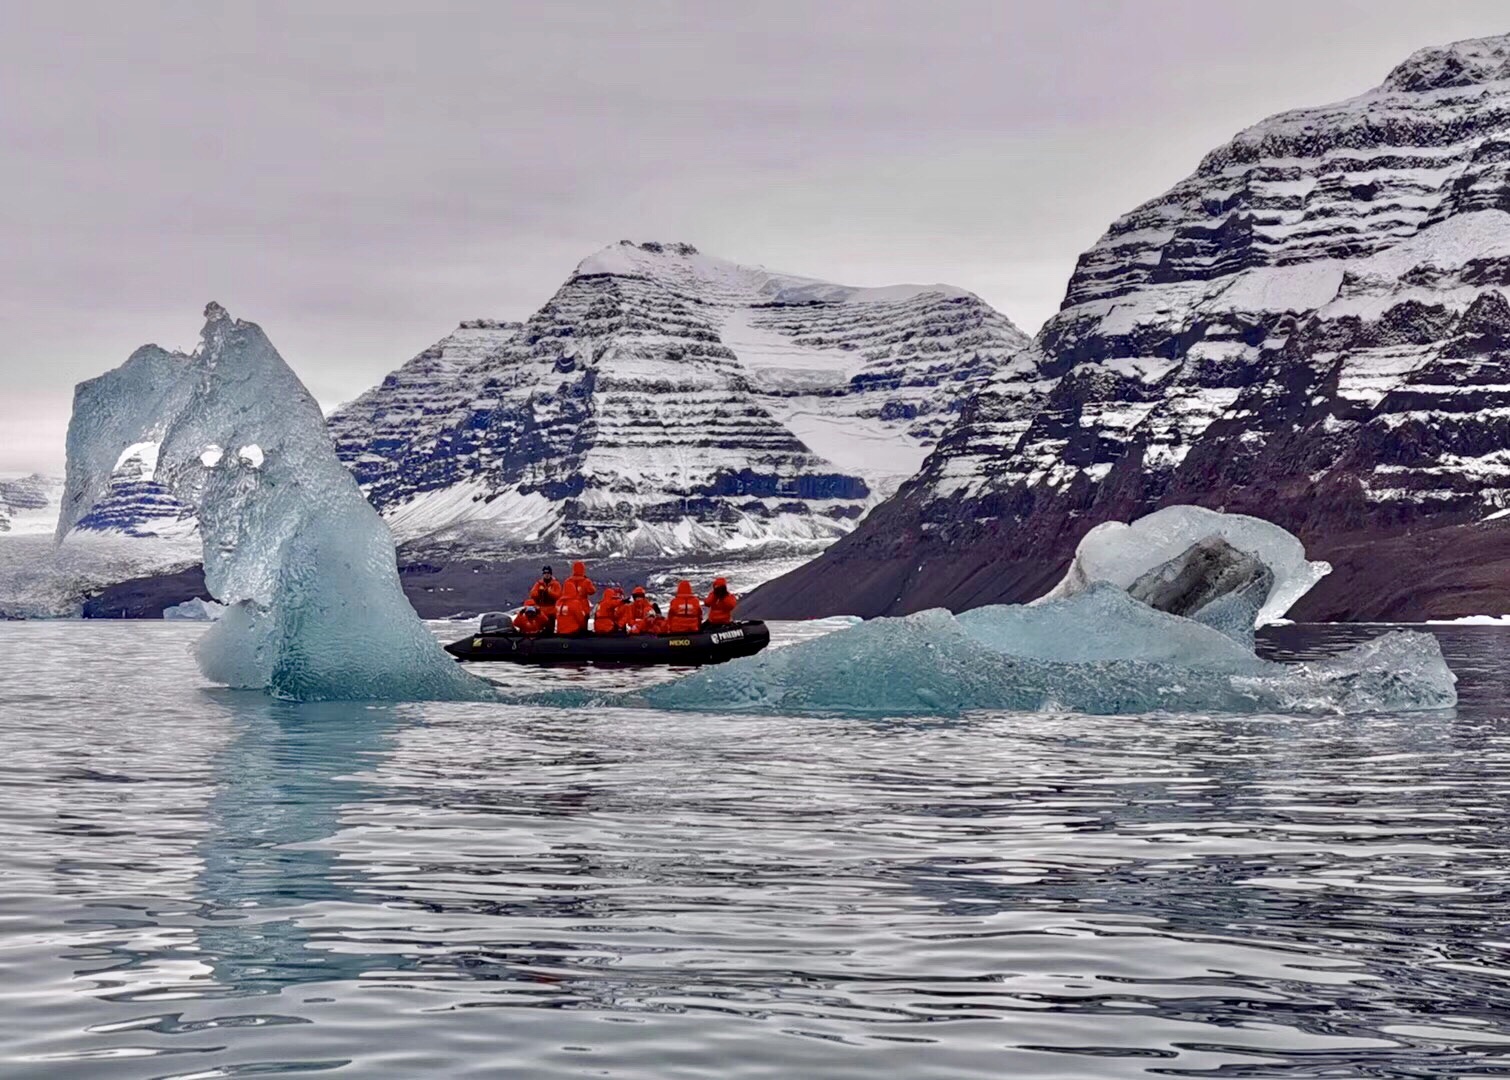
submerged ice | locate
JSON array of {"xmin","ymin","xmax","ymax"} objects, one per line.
[{"xmin": 61, "ymin": 304, "xmax": 491, "ymax": 702}]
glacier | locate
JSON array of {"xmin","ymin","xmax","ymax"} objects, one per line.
[
  {"xmin": 60, "ymin": 303, "xmax": 492, "ymax": 701},
  {"xmin": 637, "ymin": 585, "xmax": 1455, "ymax": 718},
  {"xmin": 0, "ymin": 473, "xmax": 64, "ymax": 534}
]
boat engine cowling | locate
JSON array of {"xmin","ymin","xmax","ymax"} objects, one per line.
[{"xmin": 479, "ymin": 612, "xmax": 518, "ymax": 636}]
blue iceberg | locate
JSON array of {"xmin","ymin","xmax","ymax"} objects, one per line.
[
  {"xmin": 638, "ymin": 586, "xmax": 1456, "ymax": 719},
  {"xmin": 61, "ymin": 304, "xmax": 492, "ymax": 702}
]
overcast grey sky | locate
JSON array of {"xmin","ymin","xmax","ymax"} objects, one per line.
[{"xmin": 3, "ymin": 1, "xmax": 1509, "ymax": 473}]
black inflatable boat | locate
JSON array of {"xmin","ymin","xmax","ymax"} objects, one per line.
[{"xmin": 444, "ymin": 616, "xmax": 771, "ymax": 666}]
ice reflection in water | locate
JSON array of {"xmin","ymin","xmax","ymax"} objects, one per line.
[{"xmin": 2, "ymin": 619, "xmax": 1510, "ymax": 1078}]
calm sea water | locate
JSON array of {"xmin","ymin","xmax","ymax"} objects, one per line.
[{"xmin": 3, "ymin": 619, "xmax": 1510, "ymax": 1079}]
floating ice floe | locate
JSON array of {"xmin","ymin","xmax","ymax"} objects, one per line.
[
  {"xmin": 639, "ymin": 585, "xmax": 1454, "ymax": 718},
  {"xmin": 629, "ymin": 509, "xmax": 1454, "ymax": 718},
  {"xmin": 162, "ymin": 597, "xmax": 225, "ymax": 621},
  {"xmin": 60, "ymin": 303, "xmax": 493, "ymax": 702}
]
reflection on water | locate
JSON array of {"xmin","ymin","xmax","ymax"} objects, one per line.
[{"xmin": 2, "ymin": 620, "xmax": 1510, "ymax": 1078}]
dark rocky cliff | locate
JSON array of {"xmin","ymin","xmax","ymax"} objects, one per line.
[{"xmin": 749, "ymin": 33, "xmax": 1510, "ymax": 622}]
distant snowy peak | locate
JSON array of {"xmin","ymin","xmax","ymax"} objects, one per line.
[
  {"xmin": 68, "ymin": 440, "xmax": 196, "ymax": 539},
  {"xmin": 572, "ymin": 242, "xmax": 1028, "ymax": 477},
  {"xmin": 575, "ymin": 240, "xmax": 975, "ymax": 306},
  {"xmin": 329, "ymin": 242, "xmax": 1027, "ymax": 559},
  {"xmin": 1382, "ymin": 33, "xmax": 1510, "ymax": 92},
  {"xmin": 1068, "ymin": 55, "xmax": 1510, "ymax": 308},
  {"xmin": 0, "ymin": 473, "xmax": 64, "ymax": 534}
]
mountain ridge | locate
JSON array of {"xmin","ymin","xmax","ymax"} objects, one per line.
[
  {"xmin": 328, "ymin": 240, "xmax": 1030, "ymax": 561},
  {"xmin": 747, "ymin": 31, "xmax": 1510, "ymax": 623}
]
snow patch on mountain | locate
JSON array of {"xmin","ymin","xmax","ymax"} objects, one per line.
[{"xmin": 573, "ymin": 241, "xmax": 972, "ymax": 305}]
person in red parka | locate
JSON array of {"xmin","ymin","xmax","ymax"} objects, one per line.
[
  {"xmin": 566, "ymin": 561, "xmax": 596, "ymax": 604},
  {"xmin": 620, "ymin": 586, "xmax": 658, "ymax": 634},
  {"xmin": 513, "ymin": 604, "xmax": 549, "ymax": 635},
  {"xmin": 666, "ymin": 580, "xmax": 703, "ymax": 633},
  {"xmin": 555, "ymin": 579, "xmax": 590, "ymax": 635},
  {"xmin": 593, "ymin": 586, "xmax": 625, "ymax": 634},
  {"xmin": 703, "ymin": 577, "xmax": 738, "ymax": 626},
  {"xmin": 524, "ymin": 566, "xmax": 563, "ymax": 627}
]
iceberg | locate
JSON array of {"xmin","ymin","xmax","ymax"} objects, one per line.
[
  {"xmin": 163, "ymin": 597, "xmax": 225, "ymax": 621},
  {"xmin": 1042, "ymin": 505, "xmax": 1330, "ymax": 627},
  {"xmin": 630, "ymin": 508, "xmax": 1453, "ymax": 719},
  {"xmin": 61, "ymin": 303, "xmax": 492, "ymax": 702},
  {"xmin": 955, "ymin": 583, "xmax": 1266, "ymax": 673},
  {"xmin": 639, "ymin": 586, "xmax": 1455, "ymax": 718}
]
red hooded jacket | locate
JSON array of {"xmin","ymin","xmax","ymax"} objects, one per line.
[
  {"xmin": 525, "ymin": 574, "xmax": 562, "ymax": 616},
  {"xmin": 555, "ymin": 580, "xmax": 590, "ymax": 635},
  {"xmin": 513, "ymin": 607, "xmax": 549, "ymax": 635},
  {"xmin": 593, "ymin": 587, "xmax": 625, "ymax": 634},
  {"xmin": 703, "ymin": 578, "xmax": 737, "ymax": 626},
  {"xmin": 567, "ymin": 561, "xmax": 596, "ymax": 603},
  {"xmin": 621, "ymin": 591, "xmax": 657, "ymax": 633},
  {"xmin": 666, "ymin": 580, "xmax": 703, "ymax": 633}
]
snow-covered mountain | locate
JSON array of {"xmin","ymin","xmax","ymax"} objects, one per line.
[
  {"xmin": 0, "ymin": 357, "xmax": 205, "ymax": 617},
  {"xmin": 329, "ymin": 242, "xmax": 1028, "ymax": 558},
  {"xmin": 0, "ymin": 473, "xmax": 64, "ymax": 534},
  {"xmin": 750, "ymin": 32, "xmax": 1510, "ymax": 622},
  {"xmin": 64, "ymin": 442, "xmax": 196, "ymax": 539},
  {"xmin": 0, "ymin": 452, "xmax": 198, "ymax": 619}
]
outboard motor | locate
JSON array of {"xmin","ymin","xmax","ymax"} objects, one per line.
[{"xmin": 479, "ymin": 611, "xmax": 517, "ymax": 636}]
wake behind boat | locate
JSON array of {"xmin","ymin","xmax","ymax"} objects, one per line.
[{"xmin": 444, "ymin": 616, "xmax": 771, "ymax": 666}]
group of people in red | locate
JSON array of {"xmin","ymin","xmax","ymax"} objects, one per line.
[{"xmin": 513, "ymin": 561, "xmax": 738, "ymax": 637}]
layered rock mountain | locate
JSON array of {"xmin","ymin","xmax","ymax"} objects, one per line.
[
  {"xmin": 63, "ymin": 442, "xmax": 196, "ymax": 539},
  {"xmin": 0, "ymin": 446, "xmax": 200, "ymax": 619},
  {"xmin": 750, "ymin": 32, "xmax": 1510, "ymax": 622},
  {"xmin": 0, "ymin": 473, "xmax": 63, "ymax": 534},
  {"xmin": 22, "ymin": 247, "xmax": 1025, "ymax": 617},
  {"xmin": 328, "ymin": 242, "xmax": 1028, "ymax": 560}
]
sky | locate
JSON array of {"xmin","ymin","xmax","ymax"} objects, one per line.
[{"xmin": 3, "ymin": 1, "xmax": 1510, "ymax": 474}]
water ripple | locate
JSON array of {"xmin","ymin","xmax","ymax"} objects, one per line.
[{"xmin": 2, "ymin": 620, "xmax": 1510, "ymax": 1077}]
